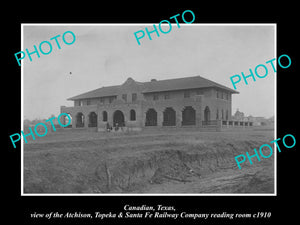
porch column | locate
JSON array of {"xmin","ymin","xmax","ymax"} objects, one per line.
[
  {"xmin": 157, "ymin": 110, "xmax": 163, "ymax": 127},
  {"xmin": 84, "ymin": 113, "xmax": 89, "ymax": 128},
  {"xmin": 72, "ymin": 113, "xmax": 76, "ymax": 128}
]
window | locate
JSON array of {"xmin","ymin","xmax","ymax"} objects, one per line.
[
  {"xmin": 216, "ymin": 109, "xmax": 219, "ymax": 119},
  {"xmin": 100, "ymin": 97, "xmax": 104, "ymax": 104},
  {"xmin": 87, "ymin": 99, "xmax": 91, "ymax": 105},
  {"xmin": 109, "ymin": 96, "xmax": 115, "ymax": 103},
  {"xmin": 132, "ymin": 93, "xmax": 137, "ymax": 102},
  {"xmin": 153, "ymin": 93, "xmax": 159, "ymax": 100},
  {"xmin": 225, "ymin": 93, "xmax": 229, "ymax": 100},
  {"xmin": 204, "ymin": 106, "xmax": 210, "ymax": 122},
  {"xmin": 216, "ymin": 91, "xmax": 219, "ymax": 98},
  {"xmin": 102, "ymin": 111, "xmax": 108, "ymax": 122},
  {"xmin": 164, "ymin": 93, "xmax": 170, "ymax": 100},
  {"xmin": 79, "ymin": 100, "xmax": 83, "ymax": 106},
  {"xmin": 196, "ymin": 90, "xmax": 204, "ymax": 95},
  {"xmin": 122, "ymin": 94, "xmax": 127, "ymax": 102},
  {"xmin": 184, "ymin": 91, "xmax": 190, "ymax": 98},
  {"xmin": 130, "ymin": 109, "xmax": 136, "ymax": 121}
]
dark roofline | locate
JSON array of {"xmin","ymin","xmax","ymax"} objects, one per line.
[
  {"xmin": 67, "ymin": 85, "xmax": 120, "ymax": 101},
  {"xmin": 142, "ymin": 75, "xmax": 239, "ymax": 94},
  {"xmin": 67, "ymin": 75, "xmax": 238, "ymax": 101},
  {"xmin": 194, "ymin": 75, "xmax": 239, "ymax": 94},
  {"xmin": 210, "ymin": 84, "xmax": 239, "ymax": 94},
  {"xmin": 142, "ymin": 85, "xmax": 239, "ymax": 94},
  {"xmin": 67, "ymin": 94, "xmax": 118, "ymax": 101}
]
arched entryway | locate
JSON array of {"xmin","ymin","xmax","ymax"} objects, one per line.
[
  {"xmin": 145, "ymin": 108, "xmax": 157, "ymax": 126},
  {"xmin": 204, "ymin": 106, "xmax": 210, "ymax": 122},
  {"xmin": 88, "ymin": 112, "xmax": 97, "ymax": 127},
  {"xmin": 61, "ymin": 113, "xmax": 72, "ymax": 128},
  {"xmin": 113, "ymin": 110, "xmax": 125, "ymax": 127},
  {"xmin": 163, "ymin": 107, "xmax": 176, "ymax": 126},
  {"xmin": 75, "ymin": 112, "xmax": 85, "ymax": 128},
  {"xmin": 182, "ymin": 106, "xmax": 196, "ymax": 125}
]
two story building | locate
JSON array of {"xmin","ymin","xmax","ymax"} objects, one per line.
[{"xmin": 60, "ymin": 75, "xmax": 238, "ymax": 131}]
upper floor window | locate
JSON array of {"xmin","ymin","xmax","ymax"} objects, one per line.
[
  {"xmin": 132, "ymin": 93, "xmax": 137, "ymax": 102},
  {"xmin": 99, "ymin": 97, "xmax": 104, "ymax": 104},
  {"xmin": 122, "ymin": 94, "xmax": 127, "ymax": 102},
  {"xmin": 153, "ymin": 93, "xmax": 159, "ymax": 100},
  {"xmin": 109, "ymin": 96, "xmax": 115, "ymax": 103},
  {"xmin": 217, "ymin": 90, "xmax": 229, "ymax": 100},
  {"xmin": 184, "ymin": 91, "xmax": 190, "ymax": 98},
  {"xmin": 164, "ymin": 93, "xmax": 170, "ymax": 100},
  {"xmin": 196, "ymin": 90, "xmax": 204, "ymax": 95},
  {"xmin": 87, "ymin": 99, "xmax": 91, "ymax": 105}
]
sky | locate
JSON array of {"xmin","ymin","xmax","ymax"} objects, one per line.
[{"xmin": 22, "ymin": 24, "xmax": 275, "ymax": 120}]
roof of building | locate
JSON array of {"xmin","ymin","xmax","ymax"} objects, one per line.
[
  {"xmin": 68, "ymin": 75, "xmax": 239, "ymax": 100},
  {"xmin": 142, "ymin": 76, "xmax": 238, "ymax": 93},
  {"xmin": 68, "ymin": 85, "xmax": 120, "ymax": 100}
]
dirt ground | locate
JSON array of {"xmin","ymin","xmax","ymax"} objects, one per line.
[{"xmin": 23, "ymin": 127, "xmax": 275, "ymax": 194}]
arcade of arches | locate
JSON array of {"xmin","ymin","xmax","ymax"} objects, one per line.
[
  {"xmin": 72, "ymin": 106, "xmax": 217, "ymax": 128},
  {"xmin": 144, "ymin": 106, "xmax": 199, "ymax": 127}
]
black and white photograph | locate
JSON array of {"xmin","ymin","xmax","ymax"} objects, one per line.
[{"xmin": 5, "ymin": 5, "xmax": 298, "ymax": 225}]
